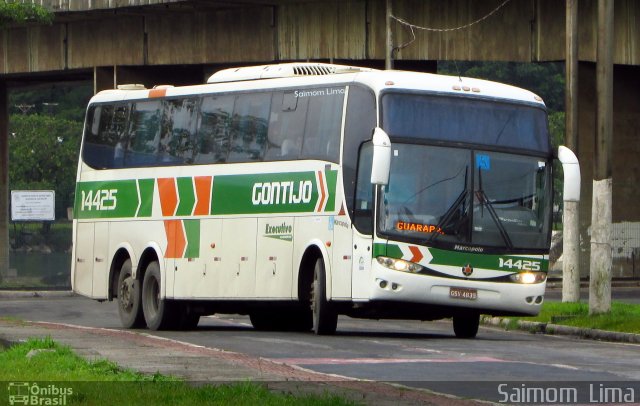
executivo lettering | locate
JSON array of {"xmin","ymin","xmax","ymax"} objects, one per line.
[{"xmin": 264, "ymin": 222, "xmax": 293, "ymax": 241}]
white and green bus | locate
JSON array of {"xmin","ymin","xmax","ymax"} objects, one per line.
[{"xmin": 72, "ymin": 63, "xmax": 580, "ymax": 338}]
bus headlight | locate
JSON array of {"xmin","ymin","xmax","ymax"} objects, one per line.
[
  {"xmin": 509, "ymin": 272, "xmax": 546, "ymax": 284},
  {"xmin": 376, "ymin": 256, "xmax": 423, "ymax": 273}
]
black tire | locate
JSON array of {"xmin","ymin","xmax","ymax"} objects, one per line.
[
  {"xmin": 311, "ymin": 257, "xmax": 337, "ymax": 335},
  {"xmin": 453, "ymin": 313, "xmax": 480, "ymax": 338},
  {"xmin": 116, "ymin": 259, "xmax": 145, "ymax": 328},
  {"xmin": 141, "ymin": 261, "xmax": 176, "ymax": 330}
]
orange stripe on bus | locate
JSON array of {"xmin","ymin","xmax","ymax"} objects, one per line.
[
  {"xmin": 157, "ymin": 178, "xmax": 178, "ymax": 216},
  {"xmin": 164, "ymin": 220, "xmax": 186, "ymax": 258},
  {"xmin": 149, "ymin": 88, "xmax": 167, "ymax": 98},
  {"xmin": 316, "ymin": 171, "xmax": 326, "ymax": 212},
  {"xmin": 193, "ymin": 176, "xmax": 212, "ymax": 216}
]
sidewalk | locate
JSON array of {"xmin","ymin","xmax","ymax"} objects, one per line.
[{"xmin": 0, "ymin": 318, "xmax": 482, "ymax": 406}]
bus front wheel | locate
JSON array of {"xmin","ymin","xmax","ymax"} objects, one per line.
[
  {"xmin": 116, "ymin": 259, "xmax": 145, "ymax": 328},
  {"xmin": 452, "ymin": 313, "xmax": 480, "ymax": 338},
  {"xmin": 141, "ymin": 261, "xmax": 175, "ymax": 330},
  {"xmin": 311, "ymin": 257, "xmax": 337, "ymax": 335}
]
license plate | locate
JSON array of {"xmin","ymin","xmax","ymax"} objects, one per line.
[{"xmin": 449, "ymin": 287, "xmax": 478, "ymax": 300}]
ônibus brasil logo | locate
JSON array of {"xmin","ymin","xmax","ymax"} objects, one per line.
[{"xmin": 8, "ymin": 382, "xmax": 73, "ymax": 405}]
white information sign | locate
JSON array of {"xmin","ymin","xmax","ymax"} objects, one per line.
[{"xmin": 11, "ymin": 190, "xmax": 55, "ymax": 221}]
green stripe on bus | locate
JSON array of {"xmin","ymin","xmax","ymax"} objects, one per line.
[
  {"xmin": 74, "ymin": 179, "xmax": 154, "ymax": 219},
  {"xmin": 176, "ymin": 177, "xmax": 196, "ymax": 216},
  {"xmin": 324, "ymin": 170, "xmax": 338, "ymax": 212},
  {"xmin": 210, "ymin": 171, "xmax": 337, "ymax": 215},
  {"xmin": 183, "ymin": 219, "xmax": 200, "ymax": 258},
  {"xmin": 137, "ymin": 179, "xmax": 154, "ymax": 217},
  {"xmin": 379, "ymin": 243, "xmax": 547, "ymax": 271}
]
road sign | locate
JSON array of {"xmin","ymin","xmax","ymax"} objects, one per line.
[{"xmin": 11, "ymin": 190, "xmax": 55, "ymax": 221}]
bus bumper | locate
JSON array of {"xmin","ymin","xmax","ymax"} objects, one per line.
[{"xmin": 368, "ymin": 262, "xmax": 547, "ymax": 316}]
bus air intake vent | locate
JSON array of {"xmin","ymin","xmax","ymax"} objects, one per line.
[
  {"xmin": 292, "ymin": 65, "xmax": 336, "ymax": 76},
  {"xmin": 207, "ymin": 63, "xmax": 374, "ymax": 83}
]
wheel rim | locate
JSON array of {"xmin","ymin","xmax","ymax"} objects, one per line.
[{"xmin": 119, "ymin": 276, "xmax": 133, "ymax": 313}]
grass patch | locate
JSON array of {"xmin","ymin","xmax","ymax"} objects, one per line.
[
  {"xmin": 0, "ymin": 337, "xmax": 358, "ymax": 405},
  {"xmin": 504, "ymin": 302, "xmax": 640, "ymax": 334}
]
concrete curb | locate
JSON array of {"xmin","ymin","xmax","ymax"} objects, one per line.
[
  {"xmin": 545, "ymin": 279, "xmax": 640, "ymax": 289},
  {"xmin": 0, "ymin": 290, "xmax": 75, "ymax": 298},
  {"xmin": 482, "ymin": 316, "xmax": 640, "ymax": 344}
]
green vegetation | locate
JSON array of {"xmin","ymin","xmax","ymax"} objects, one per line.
[
  {"xmin": 438, "ymin": 61, "xmax": 565, "ymax": 111},
  {"xmin": 9, "ymin": 114, "xmax": 83, "ymax": 220},
  {"xmin": 503, "ymin": 302, "xmax": 640, "ymax": 334},
  {"xmin": 0, "ymin": 1, "xmax": 53, "ymax": 27},
  {"xmin": 0, "ymin": 337, "xmax": 356, "ymax": 405}
]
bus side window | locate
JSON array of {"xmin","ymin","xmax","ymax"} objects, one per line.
[
  {"xmin": 126, "ymin": 100, "xmax": 162, "ymax": 166},
  {"xmin": 111, "ymin": 105, "xmax": 130, "ymax": 168},
  {"xmin": 302, "ymin": 87, "xmax": 344, "ymax": 163},
  {"xmin": 82, "ymin": 104, "xmax": 130, "ymax": 169},
  {"xmin": 197, "ymin": 95, "xmax": 234, "ymax": 164},
  {"xmin": 265, "ymin": 91, "xmax": 307, "ymax": 160},
  {"xmin": 83, "ymin": 105, "xmax": 109, "ymax": 169},
  {"xmin": 228, "ymin": 93, "xmax": 271, "ymax": 163},
  {"xmin": 160, "ymin": 98, "xmax": 199, "ymax": 164}
]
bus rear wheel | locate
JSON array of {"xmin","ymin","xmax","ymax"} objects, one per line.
[
  {"xmin": 311, "ymin": 257, "xmax": 337, "ymax": 335},
  {"xmin": 116, "ymin": 259, "xmax": 145, "ymax": 328},
  {"xmin": 141, "ymin": 261, "xmax": 176, "ymax": 331},
  {"xmin": 453, "ymin": 313, "xmax": 480, "ymax": 338}
]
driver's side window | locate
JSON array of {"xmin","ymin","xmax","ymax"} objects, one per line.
[{"xmin": 354, "ymin": 142, "xmax": 374, "ymax": 234}]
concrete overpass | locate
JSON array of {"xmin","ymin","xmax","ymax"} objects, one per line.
[{"xmin": 1, "ymin": 0, "xmax": 639, "ymax": 278}]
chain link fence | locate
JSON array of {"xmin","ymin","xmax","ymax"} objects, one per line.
[{"xmin": 1, "ymin": 221, "xmax": 72, "ymax": 290}]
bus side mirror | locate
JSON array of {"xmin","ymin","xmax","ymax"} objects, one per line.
[
  {"xmin": 557, "ymin": 145, "xmax": 581, "ymax": 202},
  {"xmin": 371, "ymin": 127, "xmax": 391, "ymax": 185}
]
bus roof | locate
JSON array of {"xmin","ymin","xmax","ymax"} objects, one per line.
[{"xmin": 89, "ymin": 63, "xmax": 546, "ymax": 107}]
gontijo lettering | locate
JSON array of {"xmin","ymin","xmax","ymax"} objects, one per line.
[{"xmin": 252, "ymin": 181, "xmax": 313, "ymax": 205}]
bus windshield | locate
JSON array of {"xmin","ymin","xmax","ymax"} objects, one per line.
[
  {"xmin": 381, "ymin": 92, "xmax": 550, "ymax": 153},
  {"xmin": 378, "ymin": 93, "xmax": 552, "ymax": 251}
]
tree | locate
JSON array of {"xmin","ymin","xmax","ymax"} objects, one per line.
[
  {"xmin": 9, "ymin": 114, "xmax": 82, "ymax": 219},
  {"xmin": 0, "ymin": 1, "xmax": 53, "ymax": 27},
  {"xmin": 438, "ymin": 61, "xmax": 565, "ymax": 112}
]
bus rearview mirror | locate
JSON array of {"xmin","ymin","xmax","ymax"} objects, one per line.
[
  {"xmin": 557, "ymin": 145, "xmax": 581, "ymax": 202},
  {"xmin": 371, "ymin": 127, "xmax": 391, "ymax": 185}
]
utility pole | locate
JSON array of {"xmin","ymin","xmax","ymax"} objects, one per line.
[
  {"xmin": 589, "ymin": 0, "xmax": 613, "ymax": 315},
  {"xmin": 0, "ymin": 80, "xmax": 8, "ymax": 283},
  {"xmin": 562, "ymin": 0, "xmax": 580, "ymax": 302},
  {"xmin": 385, "ymin": 0, "xmax": 393, "ymax": 70}
]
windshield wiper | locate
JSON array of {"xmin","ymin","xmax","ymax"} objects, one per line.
[
  {"xmin": 428, "ymin": 167, "xmax": 468, "ymax": 244},
  {"xmin": 475, "ymin": 169, "xmax": 513, "ymax": 249}
]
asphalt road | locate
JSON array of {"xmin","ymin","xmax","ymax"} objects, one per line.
[{"xmin": 1, "ymin": 294, "xmax": 639, "ymax": 402}]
